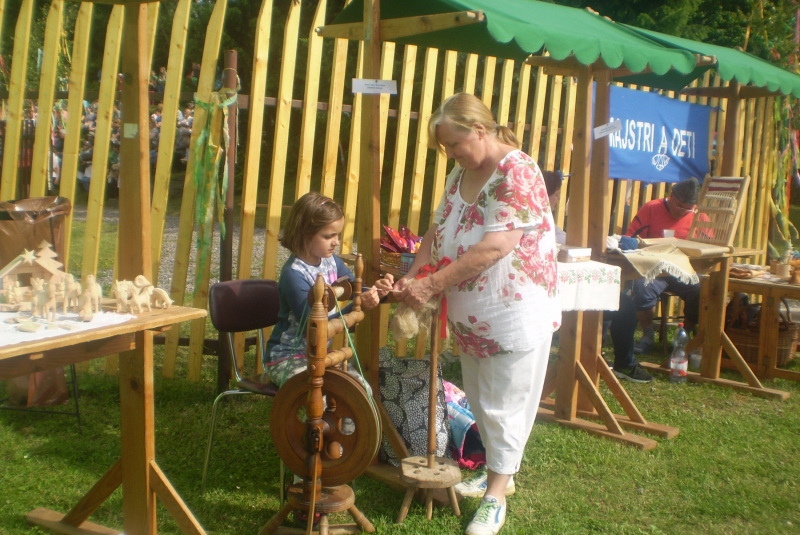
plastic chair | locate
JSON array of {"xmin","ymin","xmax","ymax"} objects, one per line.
[{"xmin": 201, "ymin": 279, "xmax": 283, "ymax": 497}]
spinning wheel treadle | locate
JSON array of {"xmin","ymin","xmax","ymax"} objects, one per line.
[{"xmin": 270, "ymin": 368, "xmax": 381, "ymax": 487}]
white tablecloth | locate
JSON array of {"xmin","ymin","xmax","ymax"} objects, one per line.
[
  {"xmin": 558, "ymin": 261, "xmax": 621, "ymax": 312},
  {"xmin": 0, "ymin": 311, "xmax": 134, "ymax": 347}
]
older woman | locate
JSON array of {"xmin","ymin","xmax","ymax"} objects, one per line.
[{"xmin": 394, "ymin": 93, "xmax": 560, "ymax": 535}]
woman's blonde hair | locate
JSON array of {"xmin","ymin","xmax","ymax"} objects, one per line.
[
  {"xmin": 427, "ymin": 92, "xmax": 519, "ymax": 151},
  {"xmin": 280, "ymin": 192, "xmax": 344, "ymax": 256}
]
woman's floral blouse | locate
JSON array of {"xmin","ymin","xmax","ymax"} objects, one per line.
[{"xmin": 431, "ymin": 150, "xmax": 560, "ymax": 358}]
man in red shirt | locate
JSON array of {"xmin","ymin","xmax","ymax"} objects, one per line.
[{"xmin": 625, "ymin": 178, "xmax": 700, "ymax": 354}]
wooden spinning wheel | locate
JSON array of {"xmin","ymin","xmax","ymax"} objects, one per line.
[
  {"xmin": 271, "ymin": 368, "xmax": 381, "ymax": 487},
  {"xmin": 260, "ymin": 255, "xmax": 378, "ymax": 535}
]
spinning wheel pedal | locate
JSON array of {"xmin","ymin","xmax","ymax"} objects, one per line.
[{"xmin": 286, "ymin": 484, "xmax": 354, "ymax": 514}]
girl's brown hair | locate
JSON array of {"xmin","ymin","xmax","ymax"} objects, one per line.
[
  {"xmin": 280, "ymin": 192, "xmax": 344, "ymax": 256},
  {"xmin": 427, "ymin": 92, "xmax": 520, "ymax": 151}
]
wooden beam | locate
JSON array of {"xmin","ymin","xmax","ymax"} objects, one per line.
[
  {"xmin": 59, "ymin": 2, "xmax": 93, "ymax": 271},
  {"xmin": 320, "ymin": 33, "xmax": 349, "ymax": 198},
  {"xmin": 162, "ymin": 0, "xmax": 227, "ymax": 376},
  {"xmin": 0, "ymin": 0, "xmax": 34, "ymax": 200},
  {"xmin": 525, "ymin": 54, "xmax": 581, "ymax": 72},
  {"xmin": 29, "ymin": 0, "xmax": 64, "ymax": 197},
  {"xmin": 406, "ymin": 47, "xmax": 438, "ymax": 234},
  {"xmin": 387, "ymin": 44, "xmax": 417, "ymax": 229},
  {"xmin": 80, "ymin": 5, "xmax": 124, "ymax": 282},
  {"xmin": 235, "ymin": 0, "xmax": 273, "ymax": 289},
  {"xmin": 261, "ymin": 0, "xmax": 301, "ymax": 283},
  {"xmin": 682, "ymin": 84, "xmax": 780, "ymax": 100},
  {"xmin": 150, "ymin": 0, "xmax": 192, "ymax": 282},
  {"xmin": 430, "ymin": 49, "xmax": 457, "ymax": 226},
  {"xmin": 316, "ymin": 10, "xmax": 483, "ymax": 41},
  {"xmin": 295, "ymin": 0, "xmax": 327, "ymax": 197},
  {"xmin": 342, "ymin": 41, "xmax": 365, "ymax": 254}
]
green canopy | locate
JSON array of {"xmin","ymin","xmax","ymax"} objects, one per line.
[
  {"xmin": 622, "ymin": 26, "xmax": 800, "ymax": 97},
  {"xmin": 330, "ymin": 0, "xmax": 697, "ymax": 76}
]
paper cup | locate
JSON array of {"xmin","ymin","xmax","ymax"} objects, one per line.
[{"xmin": 663, "ymin": 229, "xmax": 675, "ymax": 238}]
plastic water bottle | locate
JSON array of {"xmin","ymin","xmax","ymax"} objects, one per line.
[{"xmin": 669, "ymin": 324, "xmax": 689, "ymax": 383}]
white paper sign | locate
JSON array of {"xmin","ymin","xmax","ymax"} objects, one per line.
[
  {"xmin": 123, "ymin": 123, "xmax": 138, "ymax": 138},
  {"xmin": 593, "ymin": 119, "xmax": 622, "ymax": 139},
  {"xmin": 352, "ymin": 78, "xmax": 398, "ymax": 95}
]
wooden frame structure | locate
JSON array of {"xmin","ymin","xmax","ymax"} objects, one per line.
[{"xmin": 0, "ymin": 0, "xmax": 779, "ymax": 384}]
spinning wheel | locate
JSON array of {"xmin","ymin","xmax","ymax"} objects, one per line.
[
  {"xmin": 271, "ymin": 368, "xmax": 381, "ymax": 487},
  {"xmin": 260, "ymin": 255, "xmax": 377, "ymax": 534}
]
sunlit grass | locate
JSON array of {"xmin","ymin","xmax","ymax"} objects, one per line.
[{"xmin": 1, "ymin": 338, "xmax": 799, "ymax": 534}]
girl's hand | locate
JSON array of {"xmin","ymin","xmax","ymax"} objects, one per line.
[
  {"xmin": 373, "ymin": 274, "xmax": 395, "ymax": 299},
  {"xmin": 360, "ymin": 287, "xmax": 380, "ymax": 311}
]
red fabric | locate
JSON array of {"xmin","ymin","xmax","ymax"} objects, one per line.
[
  {"xmin": 625, "ymin": 199, "xmax": 694, "ymax": 239},
  {"xmin": 415, "ymin": 257, "xmax": 452, "ymax": 338}
]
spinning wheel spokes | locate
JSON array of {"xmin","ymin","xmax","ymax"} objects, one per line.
[{"xmin": 270, "ymin": 368, "xmax": 381, "ymax": 488}]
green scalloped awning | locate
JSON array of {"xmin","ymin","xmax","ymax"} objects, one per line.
[
  {"xmin": 329, "ymin": 0, "xmax": 697, "ymax": 76},
  {"xmin": 622, "ymin": 26, "xmax": 800, "ymax": 97}
]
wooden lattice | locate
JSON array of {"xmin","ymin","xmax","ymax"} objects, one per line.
[{"xmin": 687, "ymin": 176, "xmax": 750, "ymax": 247}]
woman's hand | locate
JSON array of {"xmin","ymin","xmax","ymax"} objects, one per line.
[{"xmin": 401, "ymin": 277, "xmax": 436, "ymax": 311}]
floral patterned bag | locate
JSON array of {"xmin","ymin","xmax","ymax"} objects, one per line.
[{"xmin": 377, "ymin": 347, "xmax": 451, "ymax": 466}]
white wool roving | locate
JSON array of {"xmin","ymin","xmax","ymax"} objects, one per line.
[{"xmin": 390, "ymin": 298, "xmax": 439, "ymax": 340}]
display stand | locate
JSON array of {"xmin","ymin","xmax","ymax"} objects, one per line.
[
  {"xmin": 531, "ymin": 69, "xmax": 678, "ymax": 450},
  {"xmin": 0, "ymin": 2, "xmax": 212, "ymax": 533}
]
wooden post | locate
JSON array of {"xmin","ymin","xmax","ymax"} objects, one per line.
[
  {"xmin": 117, "ymin": 5, "xmax": 154, "ymax": 533},
  {"xmin": 578, "ymin": 69, "xmax": 611, "ymax": 412},
  {"xmin": 355, "ymin": 0, "xmax": 382, "ymax": 391},
  {"xmin": 720, "ymin": 81, "xmax": 742, "ymax": 177},
  {"xmin": 554, "ymin": 64, "xmax": 592, "ymax": 421},
  {"xmin": 220, "ymin": 50, "xmax": 238, "ymax": 285}
]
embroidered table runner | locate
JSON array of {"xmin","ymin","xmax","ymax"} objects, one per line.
[{"xmin": 559, "ymin": 260, "xmax": 621, "ymax": 312}]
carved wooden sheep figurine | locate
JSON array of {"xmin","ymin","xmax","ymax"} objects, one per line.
[{"xmin": 63, "ymin": 273, "xmax": 82, "ymax": 314}]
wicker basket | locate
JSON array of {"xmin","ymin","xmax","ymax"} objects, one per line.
[
  {"xmin": 725, "ymin": 298, "xmax": 799, "ymax": 367},
  {"xmin": 380, "ymin": 250, "xmax": 402, "ymax": 269}
]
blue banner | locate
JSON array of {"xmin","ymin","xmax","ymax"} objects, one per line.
[{"xmin": 602, "ymin": 84, "xmax": 711, "ymax": 184}]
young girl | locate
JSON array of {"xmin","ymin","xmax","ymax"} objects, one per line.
[{"xmin": 265, "ymin": 191, "xmax": 391, "ymax": 387}]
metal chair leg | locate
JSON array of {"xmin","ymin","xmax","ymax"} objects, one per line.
[{"xmin": 201, "ymin": 389, "xmax": 252, "ymax": 494}]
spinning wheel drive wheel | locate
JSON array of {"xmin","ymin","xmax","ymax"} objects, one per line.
[{"xmin": 270, "ymin": 368, "xmax": 381, "ymax": 487}]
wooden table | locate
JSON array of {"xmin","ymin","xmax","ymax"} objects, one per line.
[
  {"xmin": 0, "ymin": 306, "xmax": 208, "ymax": 535},
  {"xmin": 728, "ymin": 276, "xmax": 800, "ymax": 382},
  {"xmin": 630, "ymin": 253, "xmax": 790, "ymax": 401}
]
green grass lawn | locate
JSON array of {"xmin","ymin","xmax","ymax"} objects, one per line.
[{"xmin": 1, "ymin": 341, "xmax": 799, "ymax": 535}]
